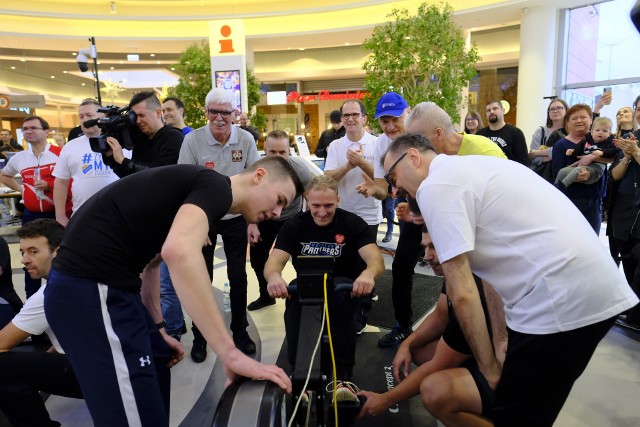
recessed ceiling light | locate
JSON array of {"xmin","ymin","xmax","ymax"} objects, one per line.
[
  {"xmin": 81, "ymin": 83, "xmax": 86, "ymax": 86},
  {"xmin": 345, "ymin": 42, "xmax": 350, "ymax": 46},
  {"xmin": 150, "ymin": 54, "xmax": 155, "ymax": 57},
  {"xmin": 170, "ymin": 67, "xmax": 175, "ymax": 70},
  {"xmin": 72, "ymin": 52, "xmax": 77, "ymax": 56},
  {"xmin": 20, "ymin": 59, "xmax": 26, "ymax": 62},
  {"xmin": 50, "ymin": 76, "xmax": 55, "ymax": 79},
  {"xmin": 110, "ymin": 66, "xmax": 115, "ymax": 70},
  {"xmin": 97, "ymin": 62, "xmax": 101, "ymax": 65},
  {"xmin": 299, "ymin": 48, "xmax": 305, "ymax": 51},
  {"xmin": 119, "ymin": 61, "xmax": 124, "ymax": 64},
  {"xmin": 63, "ymin": 71, "xmax": 68, "ymax": 74},
  {"xmin": 10, "ymin": 66, "xmax": 15, "ymax": 69}
]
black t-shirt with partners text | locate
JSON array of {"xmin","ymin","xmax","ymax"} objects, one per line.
[{"xmin": 274, "ymin": 208, "xmax": 375, "ymax": 280}]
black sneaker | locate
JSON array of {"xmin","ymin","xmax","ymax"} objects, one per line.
[
  {"xmin": 377, "ymin": 325, "xmax": 412, "ymax": 348},
  {"xmin": 382, "ymin": 231, "xmax": 393, "ymax": 243},
  {"xmin": 233, "ymin": 330, "xmax": 257, "ymax": 355},
  {"xmin": 190, "ymin": 337, "xmax": 207, "ymax": 363},
  {"xmin": 247, "ymin": 297, "xmax": 276, "ymax": 311}
]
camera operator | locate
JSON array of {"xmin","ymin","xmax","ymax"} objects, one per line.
[{"xmin": 103, "ymin": 92, "xmax": 182, "ymax": 177}]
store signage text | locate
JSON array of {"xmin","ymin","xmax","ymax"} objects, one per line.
[{"xmin": 287, "ymin": 90, "xmax": 369, "ymax": 103}]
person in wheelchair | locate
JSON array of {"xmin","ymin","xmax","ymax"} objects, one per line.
[{"xmin": 264, "ymin": 175, "xmax": 384, "ymax": 401}]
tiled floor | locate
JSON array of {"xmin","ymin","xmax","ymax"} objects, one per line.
[{"xmin": 4, "ymin": 223, "xmax": 640, "ymax": 426}]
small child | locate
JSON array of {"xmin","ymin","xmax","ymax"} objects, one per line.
[{"xmin": 555, "ymin": 117, "xmax": 618, "ymax": 189}]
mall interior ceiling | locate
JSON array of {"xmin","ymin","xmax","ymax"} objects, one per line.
[{"xmin": 1, "ymin": 0, "xmax": 586, "ymax": 105}]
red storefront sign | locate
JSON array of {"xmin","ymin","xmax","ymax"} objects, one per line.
[{"xmin": 286, "ymin": 90, "xmax": 369, "ymax": 103}]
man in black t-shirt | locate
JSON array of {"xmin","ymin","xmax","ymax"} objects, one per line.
[
  {"xmin": 315, "ymin": 110, "xmax": 346, "ymax": 158},
  {"xmin": 103, "ymin": 91, "xmax": 183, "ymax": 177},
  {"xmin": 477, "ymin": 100, "xmax": 529, "ymax": 166},
  {"xmin": 43, "ymin": 157, "xmax": 303, "ymax": 427},
  {"xmin": 264, "ymin": 175, "xmax": 384, "ymax": 384}
]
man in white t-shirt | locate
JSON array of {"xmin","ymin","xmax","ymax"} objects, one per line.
[
  {"xmin": 325, "ymin": 100, "xmax": 381, "ymax": 238},
  {"xmin": 382, "ymin": 132, "xmax": 639, "ymax": 426},
  {"xmin": 53, "ymin": 99, "xmax": 130, "ymax": 227}
]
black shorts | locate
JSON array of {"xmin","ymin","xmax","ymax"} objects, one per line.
[
  {"xmin": 462, "ymin": 359, "xmax": 495, "ymax": 418},
  {"xmin": 493, "ymin": 317, "xmax": 616, "ymax": 427}
]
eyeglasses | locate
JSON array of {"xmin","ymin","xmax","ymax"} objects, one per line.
[
  {"xmin": 383, "ymin": 152, "xmax": 408, "ymax": 188},
  {"xmin": 465, "ymin": 117, "xmax": 478, "ymax": 122},
  {"xmin": 21, "ymin": 126, "xmax": 43, "ymax": 132},
  {"xmin": 549, "ymin": 106, "xmax": 566, "ymax": 112},
  {"xmin": 341, "ymin": 113, "xmax": 362, "ymax": 119},
  {"xmin": 206, "ymin": 108, "xmax": 234, "ymax": 118}
]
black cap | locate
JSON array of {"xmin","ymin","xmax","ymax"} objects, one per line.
[{"xmin": 329, "ymin": 110, "xmax": 342, "ymax": 124}]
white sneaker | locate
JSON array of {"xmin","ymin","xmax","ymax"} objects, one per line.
[{"xmin": 326, "ymin": 380, "xmax": 361, "ymax": 404}]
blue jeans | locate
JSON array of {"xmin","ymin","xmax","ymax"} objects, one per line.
[
  {"xmin": 383, "ymin": 196, "xmax": 396, "ymax": 234},
  {"xmin": 160, "ymin": 261, "xmax": 185, "ymax": 337}
]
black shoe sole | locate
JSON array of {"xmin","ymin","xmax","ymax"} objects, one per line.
[{"xmin": 247, "ymin": 299, "xmax": 276, "ymax": 311}]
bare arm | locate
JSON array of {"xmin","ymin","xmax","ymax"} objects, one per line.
[
  {"xmin": 482, "ymin": 280, "xmax": 507, "ymax": 364},
  {"xmin": 358, "ymin": 338, "xmax": 469, "ymax": 418},
  {"xmin": 354, "ymin": 243, "xmax": 384, "ymax": 297},
  {"xmin": 393, "ymin": 293, "xmax": 449, "ymax": 382},
  {"xmin": 140, "ymin": 253, "xmax": 164, "ymax": 323},
  {"xmin": 53, "ymin": 177, "xmax": 70, "ymax": 226},
  {"xmin": 442, "ymin": 253, "xmax": 500, "ymax": 388},
  {"xmin": 264, "ymin": 248, "xmax": 291, "ymax": 298},
  {"xmin": 162, "ymin": 204, "xmax": 291, "ymax": 391},
  {"xmin": 0, "ymin": 174, "xmax": 22, "ymax": 194},
  {"xmin": 324, "ymin": 162, "xmax": 354, "ymax": 183},
  {"xmin": 356, "ymin": 174, "xmax": 388, "ymax": 200},
  {"xmin": 0, "ymin": 323, "xmax": 31, "ymax": 352}
]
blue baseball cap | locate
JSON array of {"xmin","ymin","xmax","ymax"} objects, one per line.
[{"xmin": 374, "ymin": 92, "xmax": 409, "ymax": 119}]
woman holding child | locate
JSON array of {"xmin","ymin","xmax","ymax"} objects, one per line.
[{"xmin": 552, "ymin": 104, "xmax": 611, "ymax": 234}]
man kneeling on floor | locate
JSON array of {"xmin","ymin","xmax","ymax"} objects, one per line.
[
  {"xmin": 358, "ymin": 222, "xmax": 506, "ymax": 426},
  {"xmin": 264, "ymin": 175, "xmax": 384, "ymax": 400},
  {"xmin": 0, "ymin": 219, "xmax": 177, "ymax": 427}
]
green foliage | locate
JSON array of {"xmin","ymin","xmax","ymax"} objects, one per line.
[
  {"xmin": 169, "ymin": 42, "xmax": 265, "ymax": 130},
  {"xmin": 246, "ymin": 67, "xmax": 267, "ymax": 131},
  {"xmin": 168, "ymin": 42, "xmax": 211, "ymax": 129},
  {"xmin": 363, "ymin": 2, "xmax": 480, "ymax": 124}
]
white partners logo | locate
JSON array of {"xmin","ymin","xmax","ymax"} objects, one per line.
[{"xmin": 140, "ymin": 355, "xmax": 151, "ymax": 367}]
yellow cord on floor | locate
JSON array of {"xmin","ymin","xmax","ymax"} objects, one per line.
[{"xmin": 323, "ymin": 273, "xmax": 339, "ymax": 427}]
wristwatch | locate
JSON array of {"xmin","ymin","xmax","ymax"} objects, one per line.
[{"xmin": 155, "ymin": 320, "xmax": 167, "ymax": 330}]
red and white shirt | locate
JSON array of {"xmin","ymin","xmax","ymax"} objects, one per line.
[{"xmin": 2, "ymin": 144, "xmax": 70, "ymax": 213}]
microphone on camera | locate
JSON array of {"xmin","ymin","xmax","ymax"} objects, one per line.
[{"xmin": 83, "ymin": 118, "xmax": 100, "ymax": 128}]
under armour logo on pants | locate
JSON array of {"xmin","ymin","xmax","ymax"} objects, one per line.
[{"xmin": 140, "ymin": 355, "xmax": 151, "ymax": 367}]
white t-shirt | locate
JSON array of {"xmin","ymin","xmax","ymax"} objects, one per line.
[
  {"xmin": 52, "ymin": 135, "xmax": 130, "ymax": 214},
  {"xmin": 373, "ymin": 133, "xmax": 393, "ymax": 179},
  {"xmin": 417, "ymin": 154, "xmax": 638, "ymax": 334},
  {"xmin": 12, "ymin": 283, "xmax": 63, "ymax": 353},
  {"xmin": 325, "ymin": 132, "xmax": 382, "ymax": 225}
]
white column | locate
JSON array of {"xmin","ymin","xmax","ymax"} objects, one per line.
[{"xmin": 516, "ymin": 6, "xmax": 558, "ymax": 147}]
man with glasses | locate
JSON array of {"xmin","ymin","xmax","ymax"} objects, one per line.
[
  {"xmin": 178, "ymin": 88, "xmax": 259, "ymax": 360},
  {"xmin": 0, "ymin": 116, "xmax": 68, "ymax": 298},
  {"xmin": 325, "ymin": 100, "xmax": 381, "ymax": 239},
  {"xmin": 477, "ymin": 100, "xmax": 529, "ymax": 166},
  {"xmin": 382, "ymin": 132, "xmax": 638, "ymax": 427},
  {"xmin": 103, "ymin": 92, "xmax": 183, "ymax": 177}
]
